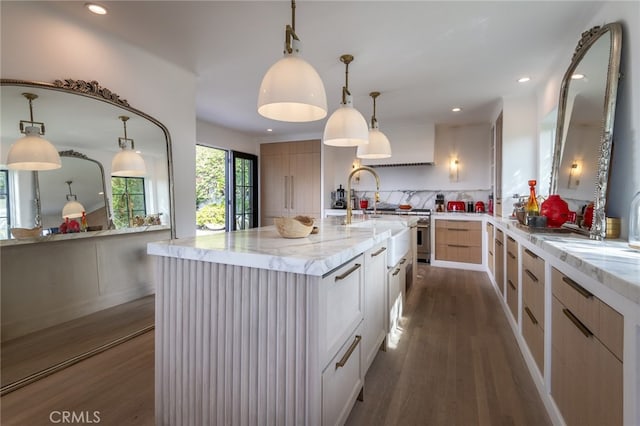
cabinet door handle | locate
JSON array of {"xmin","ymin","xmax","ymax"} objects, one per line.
[
  {"xmin": 563, "ymin": 308, "xmax": 593, "ymax": 338},
  {"xmin": 525, "ymin": 269, "xmax": 538, "ymax": 283},
  {"xmin": 290, "ymin": 175, "xmax": 294, "ymax": 209},
  {"xmin": 524, "ymin": 248, "xmax": 538, "ymax": 259},
  {"xmin": 508, "ymin": 279, "xmax": 516, "ymax": 290},
  {"xmin": 284, "ymin": 176, "xmax": 289, "ymax": 209},
  {"xmin": 335, "ymin": 335, "xmax": 362, "ymax": 370},
  {"xmin": 392, "ymin": 268, "xmax": 401, "ymax": 276},
  {"xmin": 335, "ymin": 263, "xmax": 361, "ymax": 281},
  {"xmin": 562, "ymin": 276, "xmax": 593, "ymax": 299},
  {"xmin": 508, "ymin": 252, "xmax": 516, "ymax": 259},
  {"xmin": 448, "ymin": 244, "xmax": 469, "ymax": 248},
  {"xmin": 371, "ymin": 247, "xmax": 387, "ymax": 257},
  {"xmin": 508, "ymin": 236, "xmax": 515, "ymax": 242},
  {"xmin": 399, "ymin": 258, "xmax": 407, "ymax": 265},
  {"xmin": 524, "ymin": 306, "xmax": 538, "ymax": 325},
  {"xmin": 495, "ymin": 240, "xmax": 504, "ymax": 247}
]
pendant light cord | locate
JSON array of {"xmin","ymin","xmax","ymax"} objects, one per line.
[
  {"xmin": 285, "ymin": 0, "xmax": 299, "ymax": 54},
  {"xmin": 340, "ymin": 54, "xmax": 354, "ymax": 104},
  {"xmin": 370, "ymin": 91, "xmax": 380, "ymax": 128}
]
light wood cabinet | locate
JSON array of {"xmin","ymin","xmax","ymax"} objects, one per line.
[
  {"xmin": 551, "ymin": 267, "xmax": 623, "ymax": 426},
  {"xmin": 260, "ymin": 140, "xmax": 321, "ymax": 225},
  {"xmin": 521, "ymin": 247, "xmax": 545, "ymax": 372},
  {"xmin": 434, "ymin": 220, "xmax": 482, "ymax": 264},
  {"xmin": 487, "ymin": 223, "xmax": 495, "ymax": 276},
  {"xmin": 506, "ymin": 235, "xmax": 518, "ymax": 321},
  {"xmin": 362, "ymin": 242, "xmax": 388, "ymax": 373},
  {"xmin": 495, "ymin": 229, "xmax": 504, "ymax": 295}
]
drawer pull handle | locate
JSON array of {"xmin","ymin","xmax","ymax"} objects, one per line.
[
  {"xmin": 392, "ymin": 268, "xmax": 401, "ymax": 276},
  {"xmin": 448, "ymin": 244, "xmax": 469, "ymax": 248},
  {"xmin": 562, "ymin": 308, "xmax": 593, "ymax": 338},
  {"xmin": 508, "ymin": 279, "xmax": 516, "ymax": 290},
  {"xmin": 371, "ymin": 247, "xmax": 387, "ymax": 257},
  {"xmin": 335, "ymin": 263, "xmax": 361, "ymax": 281},
  {"xmin": 508, "ymin": 236, "xmax": 515, "ymax": 242},
  {"xmin": 525, "ymin": 269, "xmax": 538, "ymax": 283},
  {"xmin": 524, "ymin": 306, "xmax": 538, "ymax": 325},
  {"xmin": 508, "ymin": 252, "xmax": 516, "ymax": 259},
  {"xmin": 524, "ymin": 248, "xmax": 538, "ymax": 259},
  {"xmin": 562, "ymin": 276, "xmax": 593, "ymax": 298},
  {"xmin": 336, "ymin": 335, "xmax": 362, "ymax": 369},
  {"xmin": 447, "ymin": 228, "xmax": 467, "ymax": 231},
  {"xmin": 495, "ymin": 240, "xmax": 503, "ymax": 247},
  {"xmin": 399, "ymin": 258, "xmax": 407, "ymax": 265}
]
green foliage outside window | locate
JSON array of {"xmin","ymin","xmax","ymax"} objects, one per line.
[
  {"xmin": 112, "ymin": 177, "xmax": 146, "ymax": 228},
  {"xmin": 196, "ymin": 145, "xmax": 226, "ymax": 229}
]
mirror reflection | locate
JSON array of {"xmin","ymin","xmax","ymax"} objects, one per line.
[{"xmin": 550, "ymin": 23, "xmax": 622, "ymax": 238}]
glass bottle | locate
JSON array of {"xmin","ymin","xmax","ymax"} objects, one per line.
[
  {"xmin": 526, "ymin": 179, "xmax": 539, "ymax": 216},
  {"xmin": 81, "ymin": 211, "xmax": 88, "ymax": 232},
  {"xmin": 630, "ymin": 191, "xmax": 640, "ymax": 250}
]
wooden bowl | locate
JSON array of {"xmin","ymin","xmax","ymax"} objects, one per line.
[
  {"xmin": 274, "ymin": 216, "xmax": 314, "ymax": 238},
  {"xmin": 11, "ymin": 227, "xmax": 42, "ymax": 239}
]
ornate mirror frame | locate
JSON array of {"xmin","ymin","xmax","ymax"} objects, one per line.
[
  {"xmin": 1, "ymin": 78, "xmax": 176, "ymax": 238},
  {"xmin": 549, "ymin": 23, "xmax": 622, "ymax": 240}
]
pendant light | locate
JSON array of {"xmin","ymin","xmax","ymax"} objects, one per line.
[
  {"xmin": 111, "ymin": 116, "xmax": 146, "ymax": 177},
  {"xmin": 323, "ymin": 54, "xmax": 369, "ymax": 147},
  {"xmin": 6, "ymin": 93, "xmax": 61, "ymax": 171},
  {"xmin": 357, "ymin": 92, "xmax": 392, "ymax": 159},
  {"xmin": 257, "ymin": 0, "xmax": 327, "ymax": 122},
  {"xmin": 62, "ymin": 180, "xmax": 85, "ymax": 219}
]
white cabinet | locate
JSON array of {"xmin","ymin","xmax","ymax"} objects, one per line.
[{"xmin": 362, "ymin": 241, "xmax": 388, "ymax": 372}]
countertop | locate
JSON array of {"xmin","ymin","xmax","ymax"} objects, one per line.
[
  {"xmin": 148, "ymin": 217, "xmax": 416, "ymax": 276},
  {"xmin": 492, "ymin": 216, "xmax": 640, "ymax": 306},
  {"xmin": 0, "ymin": 224, "xmax": 171, "ymax": 247}
]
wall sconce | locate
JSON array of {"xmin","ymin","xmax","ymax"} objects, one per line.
[
  {"xmin": 6, "ymin": 93, "xmax": 61, "ymax": 171},
  {"xmin": 62, "ymin": 180, "xmax": 85, "ymax": 219},
  {"xmin": 112, "ymin": 116, "xmax": 146, "ymax": 177},
  {"xmin": 568, "ymin": 161, "xmax": 581, "ymax": 189},
  {"xmin": 352, "ymin": 158, "xmax": 362, "ymax": 184},
  {"xmin": 449, "ymin": 158, "xmax": 460, "ymax": 182}
]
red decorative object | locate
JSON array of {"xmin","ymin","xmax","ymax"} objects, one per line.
[
  {"xmin": 583, "ymin": 202, "xmax": 594, "ymax": 229},
  {"xmin": 540, "ymin": 194, "xmax": 570, "ymax": 228}
]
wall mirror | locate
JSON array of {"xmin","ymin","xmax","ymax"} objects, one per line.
[
  {"xmin": 549, "ymin": 23, "xmax": 622, "ymax": 239},
  {"xmin": 0, "ymin": 79, "xmax": 174, "ymax": 394}
]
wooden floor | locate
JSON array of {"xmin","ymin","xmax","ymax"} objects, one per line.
[
  {"xmin": 0, "ymin": 266, "xmax": 550, "ymax": 426},
  {"xmin": 346, "ymin": 265, "xmax": 551, "ymax": 426},
  {"xmin": 1, "ymin": 295, "xmax": 154, "ymax": 389}
]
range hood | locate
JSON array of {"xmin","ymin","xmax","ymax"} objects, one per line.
[{"xmin": 361, "ymin": 122, "xmax": 435, "ymax": 167}]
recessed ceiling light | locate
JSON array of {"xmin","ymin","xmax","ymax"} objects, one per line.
[
  {"xmin": 85, "ymin": 3, "xmax": 107, "ymax": 15},
  {"xmin": 452, "ymin": 107, "xmax": 462, "ymax": 112},
  {"xmin": 518, "ymin": 76, "xmax": 531, "ymax": 83},
  {"xmin": 267, "ymin": 128, "xmax": 273, "ymax": 132},
  {"xmin": 571, "ymin": 73, "xmax": 585, "ymax": 80}
]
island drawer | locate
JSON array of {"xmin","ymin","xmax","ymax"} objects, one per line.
[{"xmin": 320, "ymin": 254, "xmax": 365, "ymax": 367}]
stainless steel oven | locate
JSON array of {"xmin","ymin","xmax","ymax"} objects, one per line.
[{"xmin": 417, "ymin": 216, "xmax": 431, "ymax": 263}]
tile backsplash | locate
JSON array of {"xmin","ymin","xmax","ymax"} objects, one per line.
[{"xmin": 354, "ymin": 189, "xmax": 492, "ymax": 210}]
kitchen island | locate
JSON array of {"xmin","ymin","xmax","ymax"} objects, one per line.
[{"xmin": 147, "ymin": 218, "xmax": 414, "ymax": 426}]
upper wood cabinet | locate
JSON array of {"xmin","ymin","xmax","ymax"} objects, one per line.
[{"xmin": 260, "ymin": 140, "xmax": 321, "ymax": 225}]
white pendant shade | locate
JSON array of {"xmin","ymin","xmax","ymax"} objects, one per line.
[
  {"xmin": 357, "ymin": 128, "xmax": 392, "ymax": 159},
  {"xmin": 258, "ymin": 54, "xmax": 327, "ymax": 122},
  {"xmin": 323, "ymin": 104, "xmax": 369, "ymax": 147},
  {"xmin": 6, "ymin": 126, "xmax": 61, "ymax": 171},
  {"xmin": 112, "ymin": 149, "xmax": 146, "ymax": 177},
  {"xmin": 62, "ymin": 200, "xmax": 85, "ymax": 219}
]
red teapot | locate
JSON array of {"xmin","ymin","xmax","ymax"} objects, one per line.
[{"xmin": 540, "ymin": 195, "xmax": 571, "ymax": 228}]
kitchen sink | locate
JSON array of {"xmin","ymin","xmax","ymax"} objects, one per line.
[{"xmin": 348, "ymin": 219, "xmax": 411, "ymax": 267}]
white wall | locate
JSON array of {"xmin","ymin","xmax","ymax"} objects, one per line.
[
  {"xmin": 196, "ymin": 119, "xmax": 258, "ymax": 155},
  {"xmin": 1, "ymin": 1, "xmax": 197, "ymax": 238}
]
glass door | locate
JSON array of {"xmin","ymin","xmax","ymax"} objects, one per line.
[{"xmin": 230, "ymin": 151, "xmax": 258, "ymax": 230}]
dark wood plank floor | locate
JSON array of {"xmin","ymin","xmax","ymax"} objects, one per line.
[
  {"xmin": 346, "ymin": 265, "xmax": 551, "ymax": 426},
  {"xmin": 1, "ymin": 266, "xmax": 551, "ymax": 426}
]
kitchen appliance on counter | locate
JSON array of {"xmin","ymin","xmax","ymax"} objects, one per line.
[
  {"xmin": 331, "ymin": 184, "xmax": 346, "ymax": 209},
  {"xmin": 475, "ymin": 201, "xmax": 485, "ymax": 213},
  {"xmin": 435, "ymin": 194, "xmax": 445, "ymax": 212},
  {"xmin": 446, "ymin": 201, "xmax": 466, "ymax": 212}
]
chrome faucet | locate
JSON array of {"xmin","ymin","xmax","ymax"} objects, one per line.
[{"xmin": 346, "ymin": 166, "xmax": 380, "ymax": 224}]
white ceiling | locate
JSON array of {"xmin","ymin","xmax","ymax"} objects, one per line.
[{"xmin": 45, "ymin": 1, "xmax": 604, "ymax": 139}]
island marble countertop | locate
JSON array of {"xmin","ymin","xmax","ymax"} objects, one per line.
[
  {"xmin": 147, "ymin": 218, "xmax": 414, "ymax": 276},
  {"xmin": 493, "ymin": 216, "xmax": 640, "ymax": 306}
]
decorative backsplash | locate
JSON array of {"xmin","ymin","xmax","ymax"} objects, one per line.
[{"xmin": 354, "ymin": 189, "xmax": 492, "ymax": 210}]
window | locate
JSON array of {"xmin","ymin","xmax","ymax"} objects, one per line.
[
  {"xmin": 195, "ymin": 145, "xmax": 258, "ymax": 233},
  {"xmin": 111, "ymin": 177, "xmax": 146, "ymax": 228},
  {"xmin": 0, "ymin": 170, "xmax": 10, "ymax": 239}
]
